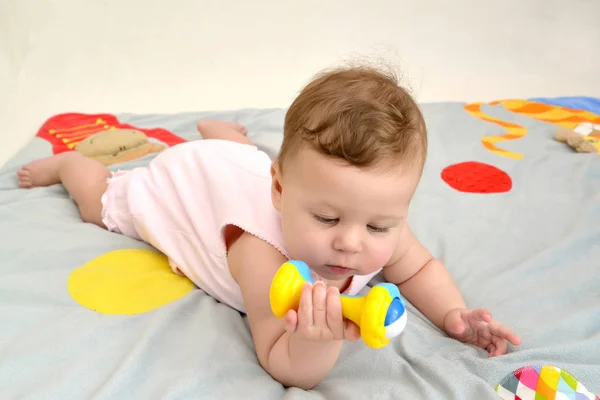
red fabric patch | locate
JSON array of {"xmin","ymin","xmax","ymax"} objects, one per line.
[
  {"xmin": 36, "ymin": 113, "xmax": 186, "ymax": 154},
  {"xmin": 441, "ymin": 161, "xmax": 512, "ymax": 193},
  {"xmin": 514, "ymin": 368, "xmax": 522, "ymax": 380}
]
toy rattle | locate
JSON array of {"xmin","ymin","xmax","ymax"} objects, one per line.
[{"xmin": 269, "ymin": 260, "xmax": 407, "ymax": 349}]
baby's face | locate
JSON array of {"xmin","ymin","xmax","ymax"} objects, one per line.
[{"xmin": 272, "ymin": 146, "xmax": 421, "ymax": 285}]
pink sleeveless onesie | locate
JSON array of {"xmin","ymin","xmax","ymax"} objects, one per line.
[{"xmin": 100, "ymin": 139, "xmax": 380, "ymax": 312}]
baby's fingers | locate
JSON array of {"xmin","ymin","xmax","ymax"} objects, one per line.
[
  {"xmin": 343, "ymin": 320, "xmax": 361, "ymax": 342},
  {"xmin": 325, "ymin": 286, "xmax": 344, "ymax": 340},
  {"xmin": 488, "ymin": 337, "xmax": 507, "ymax": 357},
  {"xmin": 446, "ymin": 314, "xmax": 466, "ymax": 336},
  {"xmin": 284, "ymin": 309, "xmax": 298, "ymax": 333},
  {"xmin": 472, "ymin": 308, "xmax": 492, "ymax": 323},
  {"xmin": 490, "ymin": 321, "xmax": 521, "ymax": 346},
  {"xmin": 312, "ymin": 282, "xmax": 327, "ymax": 328},
  {"xmin": 298, "ymin": 283, "xmax": 314, "ymax": 329}
]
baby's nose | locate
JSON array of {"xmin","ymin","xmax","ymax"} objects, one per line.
[{"xmin": 333, "ymin": 231, "xmax": 362, "ymax": 254}]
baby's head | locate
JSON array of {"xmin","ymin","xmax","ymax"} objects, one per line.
[{"xmin": 271, "ymin": 66, "xmax": 427, "ymax": 284}]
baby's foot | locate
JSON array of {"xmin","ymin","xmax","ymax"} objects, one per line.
[
  {"xmin": 17, "ymin": 154, "xmax": 65, "ymax": 188},
  {"xmin": 225, "ymin": 121, "xmax": 248, "ymax": 136},
  {"xmin": 197, "ymin": 119, "xmax": 248, "ymax": 136}
]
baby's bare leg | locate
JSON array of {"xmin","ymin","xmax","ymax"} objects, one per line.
[
  {"xmin": 196, "ymin": 119, "xmax": 252, "ymax": 145},
  {"xmin": 17, "ymin": 152, "xmax": 111, "ymax": 228}
]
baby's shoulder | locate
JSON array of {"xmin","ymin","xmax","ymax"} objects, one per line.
[{"xmin": 228, "ymin": 230, "xmax": 288, "ymax": 284}]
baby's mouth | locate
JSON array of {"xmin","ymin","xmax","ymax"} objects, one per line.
[{"xmin": 324, "ymin": 264, "xmax": 353, "ymax": 275}]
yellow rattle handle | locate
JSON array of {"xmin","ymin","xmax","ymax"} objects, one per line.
[
  {"xmin": 270, "ymin": 260, "xmax": 408, "ymax": 348},
  {"xmin": 270, "ymin": 260, "xmax": 311, "ymax": 318}
]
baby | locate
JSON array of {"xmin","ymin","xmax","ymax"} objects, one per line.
[{"xmin": 18, "ymin": 66, "xmax": 520, "ymax": 389}]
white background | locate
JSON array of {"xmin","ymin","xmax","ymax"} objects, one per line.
[{"xmin": 1, "ymin": 0, "xmax": 599, "ymax": 167}]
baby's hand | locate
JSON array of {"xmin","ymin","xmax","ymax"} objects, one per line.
[
  {"xmin": 444, "ymin": 308, "xmax": 521, "ymax": 357},
  {"xmin": 284, "ymin": 281, "xmax": 360, "ymax": 342},
  {"xmin": 168, "ymin": 258, "xmax": 185, "ymax": 277}
]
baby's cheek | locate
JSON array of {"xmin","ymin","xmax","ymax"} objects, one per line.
[
  {"xmin": 370, "ymin": 243, "xmax": 397, "ymax": 268},
  {"xmin": 299, "ymin": 231, "xmax": 326, "ymax": 255},
  {"xmin": 286, "ymin": 228, "xmax": 322, "ymax": 262}
]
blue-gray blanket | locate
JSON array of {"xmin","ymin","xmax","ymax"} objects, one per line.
[{"xmin": 1, "ymin": 98, "xmax": 599, "ymax": 399}]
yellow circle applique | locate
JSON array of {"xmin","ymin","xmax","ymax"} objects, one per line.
[{"xmin": 68, "ymin": 249, "xmax": 195, "ymax": 315}]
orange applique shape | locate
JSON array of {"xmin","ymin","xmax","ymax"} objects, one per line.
[{"xmin": 464, "ymin": 99, "xmax": 600, "ymax": 159}]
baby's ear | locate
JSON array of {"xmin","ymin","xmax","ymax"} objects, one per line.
[{"xmin": 270, "ymin": 161, "xmax": 283, "ymax": 212}]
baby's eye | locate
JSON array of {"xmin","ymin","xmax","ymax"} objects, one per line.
[
  {"xmin": 314, "ymin": 215, "xmax": 338, "ymax": 225},
  {"xmin": 367, "ymin": 225, "xmax": 389, "ymax": 233}
]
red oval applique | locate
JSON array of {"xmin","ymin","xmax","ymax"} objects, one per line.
[{"xmin": 441, "ymin": 161, "xmax": 512, "ymax": 193}]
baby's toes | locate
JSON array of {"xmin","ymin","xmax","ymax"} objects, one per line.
[
  {"xmin": 17, "ymin": 170, "xmax": 33, "ymax": 188},
  {"xmin": 229, "ymin": 121, "xmax": 248, "ymax": 135}
]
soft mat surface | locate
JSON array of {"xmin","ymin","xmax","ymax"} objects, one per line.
[{"xmin": 0, "ymin": 99, "xmax": 598, "ymax": 399}]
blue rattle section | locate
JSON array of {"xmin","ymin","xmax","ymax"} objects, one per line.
[
  {"xmin": 375, "ymin": 283, "xmax": 406, "ymax": 327},
  {"xmin": 385, "ymin": 298, "xmax": 405, "ymax": 327},
  {"xmin": 289, "ymin": 260, "xmax": 313, "ymax": 283}
]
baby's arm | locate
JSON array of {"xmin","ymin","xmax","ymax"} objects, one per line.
[
  {"xmin": 383, "ymin": 225, "xmax": 520, "ymax": 355},
  {"xmin": 382, "ymin": 225, "xmax": 466, "ymax": 330},
  {"xmin": 227, "ymin": 232, "xmax": 345, "ymax": 389}
]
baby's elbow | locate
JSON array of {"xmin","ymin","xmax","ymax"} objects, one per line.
[
  {"xmin": 288, "ymin": 380, "xmax": 318, "ymax": 391},
  {"xmin": 268, "ymin": 368, "xmax": 319, "ymax": 390},
  {"xmin": 259, "ymin": 347, "xmax": 319, "ymax": 390},
  {"xmin": 256, "ymin": 348, "xmax": 284, "ymax": 386}
]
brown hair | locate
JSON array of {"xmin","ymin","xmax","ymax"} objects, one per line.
[{"xmin": 278, "ymin": 66, "xmax": 427, "ymax": 172}]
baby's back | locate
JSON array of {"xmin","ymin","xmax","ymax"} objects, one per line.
[{"xmin": 125, "ymin": 139, "xmax": 288, "ymax": 311}]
